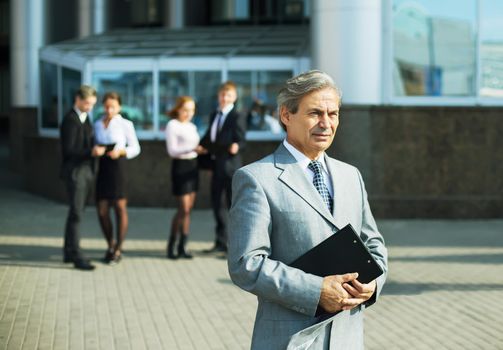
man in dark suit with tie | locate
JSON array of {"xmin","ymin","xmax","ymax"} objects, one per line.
[
  {"xmin": 200, "ymin": 81, "xmax": 246, "ymax": 253},
  {"xmin": 60, "ymin": 85, "xmax": 105, "ymax": 270}
]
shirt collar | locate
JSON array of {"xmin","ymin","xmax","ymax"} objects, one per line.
[
  {"xmin": 283, "ymin": 139, "xmax": 328, "ymax": 173},
  {"xmin": 73, "ymin": 106, "xmax": 87, "ymax": 123},
  {"xmin": 220, "ymin": 103, "xmax": 234, "ymax": 116}
]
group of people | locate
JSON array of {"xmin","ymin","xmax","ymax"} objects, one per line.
[
  {"xmin": 60, "ymin": 81, "xmax": 245, "ymax": 270},
  {"xmin": 60, "ymin": 70, "xmax": 388, "ymax": 349}
]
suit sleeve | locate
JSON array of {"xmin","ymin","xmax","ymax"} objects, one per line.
[
  {"xmin": 228, "ymin": 168, "xmax": 324, "ymax": 317},
  {"xmin": 60, "ymin": 117, "xmax": 93, "ymax": 162},
  {"xmin": 199, "ymin": 114, "xmax": 213, "ymax": 149},
  {"xmin": 232, "ymin": 112, "xmax": 246, "ymax": 151},
  {"xmin": 356, "ymin": 168, "xmax": 388, "ymax": 308}
]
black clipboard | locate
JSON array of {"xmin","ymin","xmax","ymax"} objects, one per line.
[{"xmin": 290, "ymin": 224, "xmax": 383, "ymax": 284}]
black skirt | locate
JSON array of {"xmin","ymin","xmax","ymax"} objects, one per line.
[
  {"xmin": 171, "ymin": 158, "xmax": 199, "ymax": 196},
  {"xmin": 96, "ymin": 157, "xmax": 127, "ymax": 200}
]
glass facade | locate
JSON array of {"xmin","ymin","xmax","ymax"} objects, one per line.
[
  {"xmin": 40, "ymin": 61, "xmax": 59, "ymax": 128},
  {"xmin": 191, "ymin": 71, "xmax": 222, "ymax": 133},
  {"xmin": 159, "ymin": 71, "xmax": 189, "ymax": 130},
  {"xmin": 392, "ymin": 0, "xmax": 477, "ymax": 97},
  {"xmin": 39, "ymin": 63, "xmax": 293, "ymax": 139},
  {"xmin": 211, "ymin": 0, "xmax": 310, "ymax": 24},
  {"xmin": 228, "ymin": 70, "xmax": 289, "ymax": 134},
  {"xmin": 92, "ymin": 72, "xmax": 154, "ymax": 130},
  {"xmin": 480, "ymin": 0, "xmax": 503, "ymax": 97},
  {"xmin": 159, "ymin": 71, "xmax": 221, "ymax": 134},
  {"xmin": 61, "ymin": 67, "xmax": 82, "ymax": 116},
  {"xmin": 39, "ymin": 0, "xmax": 503, "ymax": 138}
]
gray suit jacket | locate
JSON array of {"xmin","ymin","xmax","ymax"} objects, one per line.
[{"xmin": 228, "ymin": 144, "xmax": 388, "ymax": 350}]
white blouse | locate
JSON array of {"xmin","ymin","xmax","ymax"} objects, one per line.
[
  {"xmin": 94, "ymin": 114, "xmax": 141, "ymax": 159},
  {"xmin": 165, "ymin": 119, "xmax": 200, "ymax": 159}
]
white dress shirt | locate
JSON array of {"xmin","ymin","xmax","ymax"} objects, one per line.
[
  {"xmin": 94, "ymin": 114, "xmax": 141, "ymax": 159},
  {"xmin": 283, "ymin": 139, "xmax": 334, "ymax": 197},
  {"xmin": 74, "ymin": 107, "xmax": 87, "ymax": 124},
  {"xmin": 210, "ymin": 103, "xmax": 234, "ymax": 142},
  {"xmin": 165, "ymin": 119, "xmax": 200, "ymax": 159}
]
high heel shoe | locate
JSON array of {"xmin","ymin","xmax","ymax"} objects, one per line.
[{"xmin": 109, "ymin": 250, "xmax": 122, "ymax": 265}]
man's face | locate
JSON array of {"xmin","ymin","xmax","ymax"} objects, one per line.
[
  {"xmin": 218, "ymin": 88, "xmax": 237, "ymax": 110},
  {"xmin": 75, "ymin": 95, "xmax": 97, "ymax": 113},
  {"xmin": 280, "ymin": 88, "xmax": 340, "ymax": 159}
]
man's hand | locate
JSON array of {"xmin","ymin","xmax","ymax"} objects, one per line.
[
  {"xmin": 92, "ymin": 145, "xmax": 106, "ymax": 157},
  {"xmin": 318, "ymin": 273, "xmax": 360, "ymax": 313},
  {"xmin": 228, "ymin": 142, "xmax": 239, "ymax": 155},
  {"xmin": 341, "ymin": 279, "xmax": 376, "ymax": 311}
]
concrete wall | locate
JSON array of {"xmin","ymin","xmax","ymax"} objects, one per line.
[{"xmin": 11, "ymin": 106, "xmax": 503, "ymax": 218}]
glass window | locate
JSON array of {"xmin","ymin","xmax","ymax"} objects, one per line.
[
  {"xmin": 480, "ymin": 0, "xmax": 503, "ymax": 98},
  {"xmin": 61, "ymin": 67, "xmax": 82, "ymax": 116},
  {"xmin": 92, "ymin": 72, "xmax": 153, "ymax": 130},
  {"xmin": 159, "ymin": 71, "xmax": 189, "ymax": 130},
  {"xmin": 159, "ymin": 71, "xmax": 220, "ymax": 134},
  {"xmin": 192, "ymin": 71, "xmax": 222, "ymax": 133},
  {"xmin": 392, "ymin": 0, "xmax": 477, "ymax": 96},
  {"xmin": 229, "ymin": 70, "xmax": 289, "ymax": 134},
  {"xmin": 40, "ymin": 61, "xmax": 59, "ymax": 128}
]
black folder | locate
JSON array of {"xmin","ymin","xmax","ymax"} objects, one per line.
[{"xmin": 290, "ymin": 224, "xmax": 383, "ymax": 284}]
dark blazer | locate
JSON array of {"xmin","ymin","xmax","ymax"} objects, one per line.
[
  {"xmin": 200, "ymin": 107, "xmax": 246, "ymax": 177},
  {"xmin": 59, "ymin": 109, "xmax": 96, "ymax": 179}
]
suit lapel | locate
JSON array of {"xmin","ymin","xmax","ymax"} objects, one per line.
[{"xmin": 274, "ymin": 144, "xmax": 338, "ymax": 228}]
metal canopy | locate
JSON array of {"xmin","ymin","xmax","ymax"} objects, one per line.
[{"xmin": 40, "ymin": 25, "xmax": 309, "ymax": 60}]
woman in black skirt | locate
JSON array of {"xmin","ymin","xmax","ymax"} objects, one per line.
[
  {"xmin": 94, "ymin": 92, "xmax": 140, "ymax": 264},
  {"xmin": 165, "ymin": 96, "xmax": 205, "ymax": 259}
]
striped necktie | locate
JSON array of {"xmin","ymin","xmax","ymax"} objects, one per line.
[{"xmin": 308, "ymin": 160, "xmax": 333, "ymax": 213}]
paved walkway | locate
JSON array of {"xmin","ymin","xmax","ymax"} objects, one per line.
[{"xmin": 1, "ymin": 146, "xmax": 502, "ymax": 349}]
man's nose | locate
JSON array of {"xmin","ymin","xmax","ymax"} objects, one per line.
[{"xmin": 318, "ymin": 113, "xmax": 330, "ymax": 128}]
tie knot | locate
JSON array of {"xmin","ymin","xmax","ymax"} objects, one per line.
[{"xmin": 308, "ymin": 160, "xmax": 323, "ymax": 174}]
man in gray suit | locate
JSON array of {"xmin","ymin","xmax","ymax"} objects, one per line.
[{"xmin": 228, "ymin": 70, "xmax": 388, "ymax": 349}]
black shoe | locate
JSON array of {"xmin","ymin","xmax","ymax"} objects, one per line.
[
  {"xmin": 178, "ymin": 251, "xmax": 193, "ymax": 259},
  {"xmin": 63, "ymin": 256, "xmax": 73, "ymax": 263},
  {"xmin": 74, "ymin": 259, "xmax": 95, "ymax": 271},
  {"xmin": 108, "ymin": 251, "xmax": 122, "ymax": 266},
  {"xmin": 203, "ymin": 244, "xmax": 227, "ymax": 254},
  {"xmin": 103, "ymin": 249, "xmax": 114, "ymax": 264},
  {"xmin": 167, "ymin": 250, "xmax": 178, "ymax": 260}
]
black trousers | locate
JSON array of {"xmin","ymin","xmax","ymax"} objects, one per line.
[
  {"xmin": 63, "ymin": 165, "xmax": 94, "ymax": 260},
  {"xmin": 210, "ymin": 172, "xmax": 232, "ymax": 248}
]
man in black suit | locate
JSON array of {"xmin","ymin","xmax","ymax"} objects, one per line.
[
  {"xmin": 200, "ymin": 81, "xmax": 246, "ymax": 253},
  {"xmin": 60, "ymin": 85, "xmax": 105, "ymax": 270}
]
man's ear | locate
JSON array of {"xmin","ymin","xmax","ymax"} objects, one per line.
[{"xmin": 279, "ymin": 106, "xmax": 290, "ymax": 127}]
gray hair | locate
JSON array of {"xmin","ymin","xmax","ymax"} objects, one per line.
[{"xmin": 277, "ymin": 70, "xmax": 341, "ymax": 130}]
